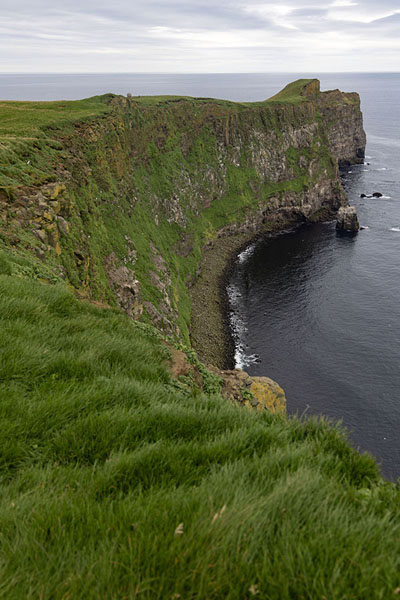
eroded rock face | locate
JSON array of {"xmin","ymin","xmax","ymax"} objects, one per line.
[
  {"xmin": 336, "ymin": 205, "xmax": 360, "ymax": 232},
  {"xmin": 0, "ymin": 182, "xmax": 70, "ymax": 258},
  {"xmin": 105, "ymin": 252, "xmax": 142, "ymax": 319},
  {"xmin": 317, "ymin": 86, "xmax": 366, "ymax": 166}
]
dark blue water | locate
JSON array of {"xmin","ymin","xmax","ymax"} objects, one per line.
[{"xmin": 1, "ymin": 72, "xmax": 399, "ymax": 479}]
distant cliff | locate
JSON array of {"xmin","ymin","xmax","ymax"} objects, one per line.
[{"xmin": 0, "ymin": 78, "xmax": 365, "ymax": 350}]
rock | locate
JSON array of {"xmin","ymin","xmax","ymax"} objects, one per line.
[
  {"xmin": 56, "ymin": 216, "xmax": 70, "ymax": 235},
  {"xmin": 372, "ymin": 192, "xmax": 383, "ymax": 198},
  {"xmin": 42, "ymin": 182, "xmax": 66, "ymax": 200},
  {"xmin": 336, "ymin": 206, "xmax": 359, "ymax": 232},
  {"xmin": 35, "ymin": 247, "xmax": 46, "ymax": 261},
  {"xmin": 209, "ymin": 367, "xmax": 286, "ymax": 415},
  {"xmin": 105, "ymin": 252, "xmax": 142, "ymax": 320},
  {"xmin": 360, "ymin": 194, "xmax": 366, "ymax": 198},
  {"xmin": 33, "ymin": 228, "xmax": 47, "ymax": 243},
  {"xmin": 167, "ymin": 347, "xmax": 286, "ymax": 415},
  {"xmin": 247, "ymin": 376, "xmax": 287, "ymax": 414}
]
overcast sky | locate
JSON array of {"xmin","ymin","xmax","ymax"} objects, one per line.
[{"xmin": 1, "ymin": 0, "xmax": 399, "ymax": 73}]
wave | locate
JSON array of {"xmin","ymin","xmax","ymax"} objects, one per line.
[
  {"xmin": 390, "ymin": 227, "xmax": 400, "ymax": 232},
  {"xmin": 227, "ymin": 283, "xmax": 247, "ymax": 369},
  {"xmin": 237, "ymin": 244, "xmax": 256, "ymax": 264}
]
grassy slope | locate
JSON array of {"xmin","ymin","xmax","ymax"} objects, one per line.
[
  {"xmin": 1, "ymin": 82, "xmax": 400, "ymax": 598},
  {"xmin": 1, "ymin": 268, "xmax": 400, "ymax": 599}
]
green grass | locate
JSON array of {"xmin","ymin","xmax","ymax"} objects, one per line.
[
  {"xmin": 266, "ymin": 78, "xmax": 318, "ymax": 104},
  {"xmin": 0, "ymin": 95, "xmax": 111, "ymax": 137},
  {"xmin": 0, "ymin": 96, "xmax": 111, "ymax": 187},
  {"xmin": 0, "ymin": 272, "xmax": 399, "ymax": 598},
  {"xmin": 0, "ymin": 80, "xmax": 396, "ymax": 598}
]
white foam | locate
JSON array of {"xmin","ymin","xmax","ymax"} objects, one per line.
[
  {"xmin": 390, "ymin": 227, "xmax": 400, "ymax": 232},
  {"xmin": 227, "ymin": 283, "xmax": 249, "ymax": 369},
  {"xmin": 377, "ymin": 167, "xmax": 388, "ymax": 171},
  {"xmin": 237, "ymin": 244, "xmax": 256, "ymax": 264}
]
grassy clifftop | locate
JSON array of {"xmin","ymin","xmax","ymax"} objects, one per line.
[{"xmin": 0, "ymin": 81, "xmax": 398, "ymax": 598}]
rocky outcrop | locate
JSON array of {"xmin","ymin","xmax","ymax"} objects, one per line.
[
  {"xmin": 361, "ymin": 192, "xmax": 383, "ymax": 198},
  {"xmin": 105, "ymin": 252, "xmax": 142, "ymax": 319},
  {"xmin": 317, "ymin": 84, "xmax": 366, "ymax": 167},
  {"xmin": 336, "ymin": 205, "xmax": 360, "ymax": 232},
  {"xmin": 212, "ymin": 367, "xmax": 286, "ymax": 415},
  {"xmin": 168, "ymin": 347, "xmax": 286, "ymax": 415}
]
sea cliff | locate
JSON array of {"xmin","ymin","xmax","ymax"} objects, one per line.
[
  {"xmin": 0, "ymin": 79, "xmax": 364, "ymax": 349},
  {"xmin": 2, "ymin": 80, "xmax": 398, "ymax": 600}
]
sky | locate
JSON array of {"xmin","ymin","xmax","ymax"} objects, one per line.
[{"xmin": 1, "ymin": 0, "xmax": 400, "ymax": 73}]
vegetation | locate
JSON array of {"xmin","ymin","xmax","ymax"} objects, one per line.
[
  {"xmin": 0, "ymin": 269, "xmax": 400, "ymax": 598},
  {"xmin": 0, "ymin": 81, "xmax": 399, "ymax": 598}
]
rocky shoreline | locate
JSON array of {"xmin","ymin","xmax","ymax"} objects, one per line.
[{"xmin": 189, "ymin": 216, "xmax": 311, "ymax": 370}]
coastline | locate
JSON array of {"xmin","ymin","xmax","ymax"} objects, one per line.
[
  {"xmin": 189, "ymin": 230, "xmax": 252, "ymax": 370},
  {"xmin": 189, "ymin": 218, "xmax": 309, "ymax": 370}
]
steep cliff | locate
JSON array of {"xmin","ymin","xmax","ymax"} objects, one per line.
[
  {"xmin": 0, "ymin": 79, "xmax": 364, "ymax": 347},
  {"xmin": 2, "ymin": 80, "xmax": 400, "ymax": 600}
]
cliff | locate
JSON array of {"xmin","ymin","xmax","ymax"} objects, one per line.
[
  {"xmin": 0, "ymin": 79, "xmax": 364, "ymax": 346},
  {"xmin": 2, "ymin": 80, "xmax": 398, "ymax": 600}
]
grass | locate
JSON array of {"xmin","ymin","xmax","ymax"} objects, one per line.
[
  {"xmin": 0, "ymin": 96, "xmax": 111, "ymax": 187},
  {"xmin": 266, "ymin": 78, "xmax": 318, "ymax": 104},
  {"xmin": 0, "ymin": 272, "xmax": 399, "ymax": 598},
  {"xmin": 0, "ymin": 79, "xmax": 397, "ymax": 598}
]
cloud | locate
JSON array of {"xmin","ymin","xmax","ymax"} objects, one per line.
[{"xmin": 1, "ymin": 0, "xmax": 399, "ymax": 72}]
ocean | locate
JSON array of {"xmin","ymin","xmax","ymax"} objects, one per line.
[{"xmin": 1, "ymin": 72, "xmax": 399, "ymax": 479}]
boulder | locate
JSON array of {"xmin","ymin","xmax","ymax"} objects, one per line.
[
  {"xmin": 336, "ymin": 206, "xmax": 359, "ymax": 232},
  {"xmin": 209, "ymin": 367, "xmax": 286, "ymax": 415},
  {"xmin": 372, "ymin": 192, "xmax": 383, "ymax": 198}
]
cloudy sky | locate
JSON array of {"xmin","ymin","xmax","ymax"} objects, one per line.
[{"xmin": 1, "ymin": 0, "xmax": 399, "ymax": 72}]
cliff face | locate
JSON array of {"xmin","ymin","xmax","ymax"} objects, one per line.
[
  {"xmin": 0, "ymin": 79, "xmax": 365, "ymax": 346},
  {"xmin": 317, "ymin": 86, "xmax": 366, "ymax": 166}
]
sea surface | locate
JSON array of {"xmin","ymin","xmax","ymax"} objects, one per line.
[{"xmin": 1, "ymin": 72, "xmax": 399, "ymax": 479}]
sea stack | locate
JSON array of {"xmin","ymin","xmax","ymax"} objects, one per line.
[{"xmin": 336, "ymin": 205, "xmax": 360, "ymax": 232}]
